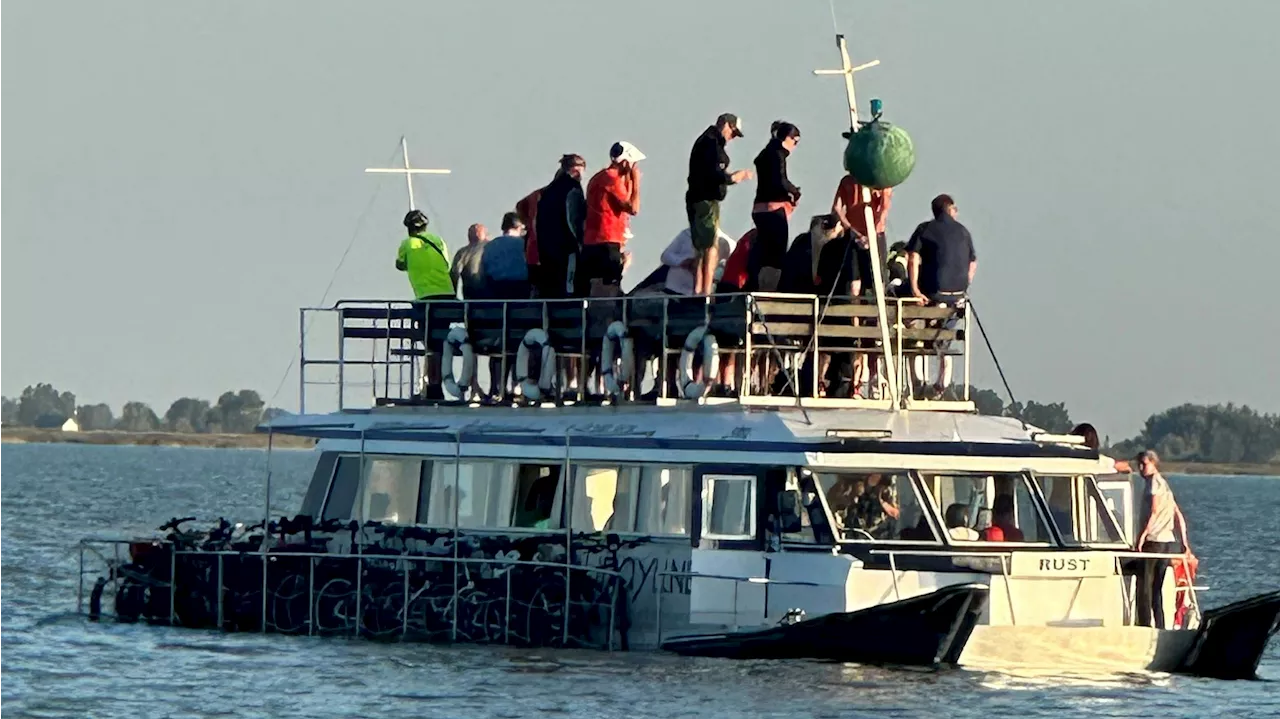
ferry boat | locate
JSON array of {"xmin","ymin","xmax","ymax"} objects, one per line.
[{"xmin": 77, "ymin": 36, "xmax": 1280, "ymax": 680}]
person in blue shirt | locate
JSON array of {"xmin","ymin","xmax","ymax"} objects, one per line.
[{"xmin": 480, "ymin": 212, "xmax": 532, "ymax": 300}]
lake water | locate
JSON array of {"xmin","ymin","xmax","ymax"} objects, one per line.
[{"xmin": 2, "ymin": 443, "xmax": 1278, "ymax": 718}]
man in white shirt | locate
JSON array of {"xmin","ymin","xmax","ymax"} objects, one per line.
[{"xmin": 661, "ymin": 227, "xmax": 734, "ymax": 296}]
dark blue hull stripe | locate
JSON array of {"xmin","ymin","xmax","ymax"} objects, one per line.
[{"xmin": 263, "ymin": 426, "xmax": 1096, "ymax": 460}]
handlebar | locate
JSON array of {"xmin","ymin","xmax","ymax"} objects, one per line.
[{"xmin": 158, "ymin": 516, "xmax": 198, "ymax": 532}]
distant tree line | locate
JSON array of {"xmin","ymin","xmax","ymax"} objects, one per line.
[
  {"xmin": 968, "ymin": 387, "xmax": 1279, "ymax": 464},
  {"xmin": 0, "ymin": 383, "xmax": 288, "ymax": 434}
]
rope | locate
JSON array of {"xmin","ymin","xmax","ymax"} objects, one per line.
[
  {"xmin": 966, "ymin": 298, "xmax": 1027, "ymax": 429},
  {"xmin": 259, "ymin": 141, "xmax": 402, "ymax": 419}
]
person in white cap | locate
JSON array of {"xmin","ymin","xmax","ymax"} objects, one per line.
[{"xmin": 579, "ymin": 141, "xmax": 644, "ymax": 298}]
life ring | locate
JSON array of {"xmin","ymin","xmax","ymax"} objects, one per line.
[
  {"xmin": 600, "ymin": 321, "xmax": 635, "ymax": 397},
  {"xmin": 441, "ymin": 326, "xmax": 475, "ymax": 400},
  {"xmin": 516, "ymin": 328, "xmax": 558, "ymax": 401},
  {"xmin": 679, "ymin": 324, "xmax": 719, "ymax": 400}
]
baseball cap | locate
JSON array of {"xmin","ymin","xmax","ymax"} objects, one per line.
[
  {"xmin": 610, "ymin": 141, "xmax": 646, "ymax": 164},
  {"xmin": 718, "ymin": 113, "xmax": 745, "ymax": 138}
]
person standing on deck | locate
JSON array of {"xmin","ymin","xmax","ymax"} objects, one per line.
[
  {"xmin": 481, "ymin": 212, "xmax": 531, "ymax": 300},
  {"xmin": 686, "ymin": 113, "xmax": 753, "ymax": 295},
  {"xmin": 451, "ymin": 223, "xmax": 489, "ymax": 300},
  {"xmin": 905, "ymin": 194, "xmax": 976, "ymax": 397},
  {"xmin": 581, "ymin": 141, "xmax": 644, "ymax": 298},
  {"xmin": 832, "ymin": 175, "xmax": 893, "ymax": 397},
  {"xmin": 396, "ymin": 209, "xmax": 454, "ymax": 398},
  {"xmin": 397, "ymin": 210, "xmax": 454, "ymax": 301},
  {"xmin": 1133, "ymin": 450, "xmax": 1192, "ymax": 629},
  {"xmin": 747, "ymin": 121, "xmax": 801, "ymax": 292},
  {"xmin": 533, "ymin": 154, "xmax": 588, "ymax": 300}
]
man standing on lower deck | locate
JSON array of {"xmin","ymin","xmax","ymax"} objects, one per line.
[
  {"xmin": 686, "ymin": 113, "xmax": 752, "ymax": 295},
  {"xmin": 1134, "ymin": 450, "xmax": 1192, "ymax": 629}
]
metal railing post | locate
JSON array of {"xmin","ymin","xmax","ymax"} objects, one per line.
[
  {"xmin": 261, "ymin": 553, "xmax": 269, "ymax": 633},
  {"xmin": 337, "ymin": 308, "xmax": 346, "ymax": 411},
  {"xmin": 1000, "ymin": 554, "xmax": 1016, "ymax": 625},
  {"xmin": 355, "ymin": 555, "xmax": 363, "ymax": 638},
  {"xmin": 168, "ymin": 548, "xmax": 177, "ymax": 626},
  {"xmin": 505, "ymin": 567, "xmax": 512, "ymax": 645},
  {"xmin": 732, "ymin": 580, "xmax": 740, "ymax": 631},
  {"xmin": 309, "ymin": 557, "xmax": 316, "ymax": 636},
  {"xmin": 889, "ymin": 551, "xmax": 901, "ymax": 601},
  {"xmin": 216, "ymin": 554, "xmax": 224, "ymax": 630},
  {"xmin": 299, "ymin": 308, "xmax": 307, "ymax": 414},
  {"xmin": 403, "ymin": 560, "xmax": 410, "ymax": 638},
  {"xmin": 656, "ymin": 578, "xmax": 664, "ymax": 643}
]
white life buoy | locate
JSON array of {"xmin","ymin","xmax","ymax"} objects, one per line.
[
  {"xmin": 678, "ymin": 324, "xmax": 720, "ymax": 400},
  {"xmin": 441, "ymin": 326, "xmax": 475, "ymax": 401},
  {"xmin": 600, "ymin": 321, "xmax": 635, "ymax": 397},
  {"xmin": 516, "ymin": 328, "xmax": 558, "ymax": 401}
]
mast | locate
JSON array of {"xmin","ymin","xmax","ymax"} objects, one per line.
[
  {"xmin": 814, "ymin": 35, "xmax": 899, "ymax": 407},
  {"xmin": 365, "ymin": 136, "xmax": 451, "ymax": 211}
]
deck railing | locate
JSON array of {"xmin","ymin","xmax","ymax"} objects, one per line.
[
  {"xmin": 78, "ymin": 538, "xmax": 627, "ymax": 649},
  {"xmin": 298, "ymin": 293, "xmax": 971, "ymax": 414}
]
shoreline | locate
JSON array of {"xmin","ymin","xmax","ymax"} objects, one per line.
[
  {"xmin": 2, "ymin": 427, "xmax": 1276, "ymax": 475},
  {"xmin": 0, "ymin": 427, "xmax": 315, "ymax": 450}
]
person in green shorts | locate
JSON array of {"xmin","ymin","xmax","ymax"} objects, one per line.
[
  {"xmin": 395, "ymin": 209, "xmax": 453, "ymax": 398},
  {"xmin": 685, "ymin": 113, "xmax": 752, "ymax": 295}
]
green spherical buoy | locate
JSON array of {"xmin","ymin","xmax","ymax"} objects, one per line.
[{"xmin": 843, "ymin": 119, "xmax": 916, "ymax": 190}]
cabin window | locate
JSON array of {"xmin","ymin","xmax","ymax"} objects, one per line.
[
  {"xmin": 425, "ymin": 461, "xmax": 517, "ymax": 528},
  {"xmin": 568, "ymin": 466, "xmax": 641, "ymax": 533},
  {"xmin": 817, "ymin": 472, "xmax": 935, "ymax": 542},
  {"xmin": 1035, "ymin": 475, "xmax": 1076, "ymax": 543},
  {"xmin": 321, "ymin": 455, "xmax": 363, "ymax": 521},
  {"xmin": 636, "ymin": 467, "xmax": 692, "ymax": 536},
  {"xmin": 355, "ymin": 457, "xmax": 423, "ymax": 524},
  {"xmin": 701, "ymin": 474, "xmax": 756, "ymax": 539},
  {"xmin": 922, "ymin": 473, "xmax": 1051, "ymax": 543},
  {"xmin": 1094, "ymin": 474, "xmax": 1134, "ymax": 545},
  {"xmin": 513, "ymin": 464, "xmax": 564, "ymax": 529}
]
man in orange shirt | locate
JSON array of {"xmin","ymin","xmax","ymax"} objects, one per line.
[{"xmin": 580, "ymin": 141, "xmax": 644, "ymax": 297}]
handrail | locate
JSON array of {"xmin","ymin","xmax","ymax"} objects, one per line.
[
  {"xmin": 299, "ymin": 292, "xmax": 972, "ymax": 413},
  {"xmin": 869, "ymin": 547, "xmax": 1201, "ymax": 629},
  {"xmin": 77, "ymin": 538, "xmax": 628, "ymax": 648}
]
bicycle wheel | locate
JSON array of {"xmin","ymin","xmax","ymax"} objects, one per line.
[
  {"xmin": 525, "ymin": 583, "xmax": 566, "ymax": 648},
  {"xmin": 269, "ymin": 573, "xmax": 310, "ymax": 634},
  {"xmin": 115, "ymin": 578, "xmax": 149, "ymax": 623},
  {"xmin": 361, "ymin": 581, "xmax": 406, "ymax": 639},
  {"xmin": 314, "ymin": 578, "xmax": 356, "ymax": 634}
]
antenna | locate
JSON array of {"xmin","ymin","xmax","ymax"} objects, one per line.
[
  {"xmin": 814, "ymin": 35, "xmax": 899, "ymax": 408},
  {"xmin": 364, "ymin": 136, "xmax": 451, "ymax": 211}
]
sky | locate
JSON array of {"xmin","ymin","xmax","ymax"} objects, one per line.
[{"xmin": 3, "ymin": 0, "xmax": 1278, "ymax": 441}]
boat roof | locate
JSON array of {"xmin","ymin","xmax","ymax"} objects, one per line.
[{"xmin": 262, "ymin": 403, "xmax": 1118, "ymax": 476}]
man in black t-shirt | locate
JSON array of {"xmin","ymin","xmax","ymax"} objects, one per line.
[
  {"xmin": 905, "ymin": 194, "xmax": 976, "ymax": 305},
  {"xmin": 905, "ymin": 194, "xmax": 975, "ymax": 397},
  {"xmin": 779, "ymin": 214, "xmax": 859, "ymax": 296}
]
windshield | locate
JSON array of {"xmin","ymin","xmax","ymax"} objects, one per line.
[{"xmin": 817, "ymin": 472, "xmax": 937, "ymax": 542}]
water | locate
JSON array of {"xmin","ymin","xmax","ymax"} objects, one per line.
[{"xmin": 2, "ymin": 444, "xmax": 1278, "ymax": 718}]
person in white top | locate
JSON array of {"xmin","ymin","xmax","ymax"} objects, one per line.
[
  {"xmin": 1134, "ymin": 449, "xmax": 1191, "ymax": 629},
  {"xmin": 660, "ymin": 227, "xmax": 734, "ymax": 296}
]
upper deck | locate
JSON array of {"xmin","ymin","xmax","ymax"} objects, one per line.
[{"xmin": 297, "ymin": 292, "xmax": 973, "ymax": 415}]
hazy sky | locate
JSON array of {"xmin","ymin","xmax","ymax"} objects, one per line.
[{"xmin": 3, "ymin": 0, "xmax": 1278, "ymax": 440}]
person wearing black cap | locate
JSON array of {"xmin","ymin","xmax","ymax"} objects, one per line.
[
  {"xmin": 396, "ymin": 210, "xmax": 453, "ymax": 301},
  {"xmin": 396, "ymin": 209, "xmax": 453, "ymax": 399},
  {"xmin": 686, "ymin": 113, "xmax": 753, "ymax": 295}
]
